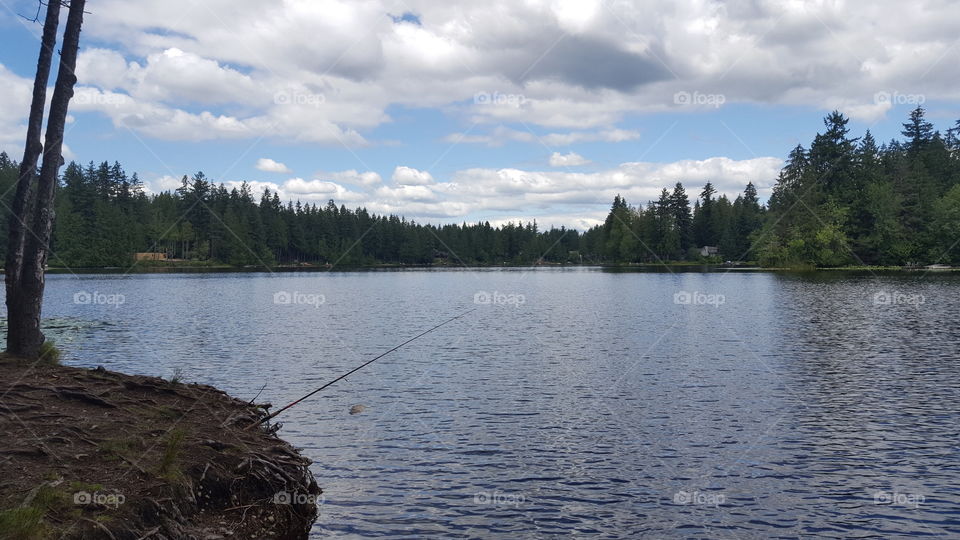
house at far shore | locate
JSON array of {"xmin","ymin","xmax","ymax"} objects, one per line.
[
  {"xmin": 134, "ymin": 252, "xmax": 167, "ymax": 261},
  {"xmin": 699, "ymin": 246, "xmax": 719, "ymax": 257}
]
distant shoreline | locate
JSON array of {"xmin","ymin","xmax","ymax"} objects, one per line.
[{"xmin": 36, "ymin": 262, "xmax": 959, "ymax": 274}]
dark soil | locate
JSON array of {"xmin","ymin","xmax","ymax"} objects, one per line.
[{"xmin": 0, "ymin": 355, "xmax": 319, "ymax": 539}]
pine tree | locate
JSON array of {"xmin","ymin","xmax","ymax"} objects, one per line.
[
  {"xmin": 669, "ymin": 182, "xmax": 693, "ymax": 255},
  {"xmin": 693, "ymin": 182, "xmax": 717, "ymax": 247},
  {"xmin": 655, "ymin": 189, "xmax": 679, "ymax": 259},
  {"xmin": 901, "ymin": 106, "xmax": 934, "ymax": 155}
]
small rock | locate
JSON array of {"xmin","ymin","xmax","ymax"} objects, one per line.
[{"xmin": 349, "ymin": 404, "xmax": 366, "ymax": 415}]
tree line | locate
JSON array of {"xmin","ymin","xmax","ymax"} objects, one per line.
[
  {"xmin": 756, "ymin": 107, "xmax": 960, "ymax": 266},
  {"xmin": 0, "ymin": 156, "xmax": 586, "ymax": 267},
  {"xmin": 0, "ymin": 107, "xmax": 958, "ymax": 269},
  {"xmin": 595, "ymin": 106, "xmax": 960, "ymax": 266}
]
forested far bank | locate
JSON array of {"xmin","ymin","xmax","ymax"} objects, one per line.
[
  {"xmin": 596, "ymin": 106, "xmax": 960, "ymax": 267},
  {"xmin": 0, "ymin": 154, "xmax": 588, "ymax": 267},
  {"xmin": 0, "ymin": 106, "xmax": 958, "ymax": 269}
]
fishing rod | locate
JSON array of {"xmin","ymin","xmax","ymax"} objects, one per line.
[{"xmin": 246, "ymin": 307, "xmax": 477, "ymax": 429}]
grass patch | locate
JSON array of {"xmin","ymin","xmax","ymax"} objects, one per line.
[
  {"xmin": 68, "ymin": 481, "xmax": 103, "ymax": 494},
  {"xmin": 158, "ymin": 429, "xmax": 187, "ymax": 483},
  {"xmin": 168, "ymin": 367, "xmax": 184, "ymax": 385},
  {"xmin": 150, "ymin": 406, "xmax": 182, "ymax": 421},
  {"xmin": 98, "ymin": 438, "xmax": 140, "ymax": 461},
  {"xmin": 31, "ymin": 485, "xmax": 70, "ymax": 515},
  {"xmin": 0, "ymin": 506, "xmax": 48, "ymax": 540},
  {"xmin": 0, "ymin": 483, "xmax": 70, "ymax": 540},
  {"xmin": 37, "ymin": 341, "xmax": 61, "ymax": 365}
]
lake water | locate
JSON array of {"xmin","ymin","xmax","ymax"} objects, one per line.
[{"xmin": 10, "ymin": 268, "xmax": 960, "ymax": 537}]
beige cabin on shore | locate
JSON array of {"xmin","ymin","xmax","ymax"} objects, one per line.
[{"xmin": 134, "ymin": 252, "xmax": 167, "ymax": 261}]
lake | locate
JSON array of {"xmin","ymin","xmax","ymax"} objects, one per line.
[{"xmin": 13, "ymin": 267, "xmax": 960, "ymax": 537}]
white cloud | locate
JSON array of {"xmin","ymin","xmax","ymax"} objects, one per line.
[
  {"xmin": 431, "ymin": 156, "xmax": 782, "ymax": 217},
  {"xmin": 392, "ymin": 165, "xmax": 434, "ymax": 185},
  {"xmin": 361, "ymin": 156, "xmax": 780, "ymax": 228},
  {"xmin": 128, "ymin": 48, "xmax": 259, "ymax": 105},
  {"xmin": 0, "ymin": 65, "xmax": 32, "ymax": 155},
  {"xmin": 374, "ymin": 184, "xmax": 439, "ymax": 203},
  {"xmin": 75, "ymin": 48, "xmax": 130, "ymax": 90},
  {"xmin": 330, "ymin": 169, "xmax": 382, "ymax": 186},
  {"xmin": 68, "ymin": 86, "xmax": 369, "ymax": 145},
  {"xmin": 383, "ymin": 156, "xmax": 778, "ymax": 226},
  {"xmin": 145, "ymin": 174, "xmax": 187, "ymax": 193},
  {"xmin": 55, "ymin": 0, "xmax": 959, "ymax": 147},
  {"xmin": 281, "ymin": 177, "xmax": 366, "ymax": 202},
  {"xmin": 255, "ymin": 158, "xmax": 292, "ymax": 173},
  {"xmin": 543, "ymin": 129, "xmax": 640, "ymax": 146},
  {"xmin": 549, "ymin": 151, "xmax": 591, "ymax": 167},
  {"xmin": 487, "ymin": 213, "xmax": 606, "ymax": 231},
  {"xmin": 444, "ymin": 126, "xmax": 640, "ymax": 147},
  {"xmin": 283, "ymin": 178, "xmax": 339, "ymax": 194}
]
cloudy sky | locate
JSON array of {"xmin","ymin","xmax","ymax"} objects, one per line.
[{"xmin": 0, "ymin": 0, "xmax": 957, "ymax": 229}]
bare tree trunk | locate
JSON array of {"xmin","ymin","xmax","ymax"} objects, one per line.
[
  {"xmin": 9, "ymin": 0, "xmax": 86, "ymax": 359},
  {"xmin": 5, "ymin": 0, "xmax": 61, "ymax": 355}
]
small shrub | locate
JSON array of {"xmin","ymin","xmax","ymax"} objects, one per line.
[
  {"xmin": 158, "ymin": 429, "xmax": 187, "ymax": 482},
  {"xmin": 0, "ymin": 483, "xmax": 68, "ymax": 540},
  {"xmin": 0, "ymin": 506, "xmax": 48, "ymax": 540},
  {"xmin": 38, "ymin": 341, "xmax": 61, "ymax": 365}
]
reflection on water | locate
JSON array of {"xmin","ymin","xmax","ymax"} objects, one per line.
[{"xmin": 4, "ymin": 268, "xmax": 959, "ymax": 537}]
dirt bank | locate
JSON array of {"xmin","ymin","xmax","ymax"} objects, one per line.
[{"xmin": 0, "ymin": 356, "xmax": 319, "ymax": 539}]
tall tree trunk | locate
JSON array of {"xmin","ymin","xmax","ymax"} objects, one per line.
[
  {"xmin": 9, "ymin": 0, "xmax": 86, "ymax": 359},
  {"xmin": 5, "ymin": 0, "xmax": 61, "ymax": 355}
]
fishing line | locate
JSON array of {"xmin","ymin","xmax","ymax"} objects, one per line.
[{"xmin": 247, "ymin": 307, "xmax": 476, "ymax": 429}]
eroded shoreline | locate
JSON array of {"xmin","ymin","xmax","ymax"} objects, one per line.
[{"xmin": 0, "ymin": 357, "xmax": 319, "ymax": 539}]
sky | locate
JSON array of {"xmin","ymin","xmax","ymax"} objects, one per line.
[{"xmin": 0, "ymin": 0, "xmax": 957, "ymax": 230}]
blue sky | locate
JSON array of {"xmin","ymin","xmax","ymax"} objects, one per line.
[{"xmin": 1, "ymin": 0, "xmax": 957, "ymax": 229}]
